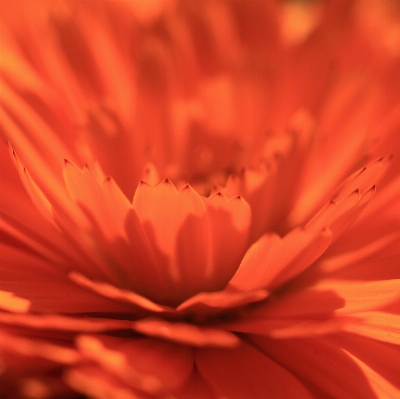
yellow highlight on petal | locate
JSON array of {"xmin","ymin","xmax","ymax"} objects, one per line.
[{"xmin": 0, "ymin": 291, "xmax": 30, "ymax": 313}]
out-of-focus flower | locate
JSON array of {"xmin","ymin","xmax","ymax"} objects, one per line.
[{"xmin": 1, "ymin": 0, "xmax": 400, "ymax": 398}]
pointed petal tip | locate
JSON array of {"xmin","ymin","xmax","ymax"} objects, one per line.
[
  {"xmin": 358, "ymin": 166, "xmax": 367, "ymax": 175},
  {"xmin": 365, "ymin": 184, "xmax": 376, "ymax": 193},
  {"xmin": 138, "ymin": 179, "xmax": 151, "ymax": 186},
  {"xmin": 377, "ymin": 154, "xmax": 393, "ymax": 163},
  {"xmin": 157, "ymin": 178, "xmax": 177, "ymax": 190},
  {"xmin": 320, "ymin": 226, "xmax": 332, "ymax": 237}
]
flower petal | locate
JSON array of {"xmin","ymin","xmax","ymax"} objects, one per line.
[
  {"xmin": 177, "ymin": 288, "xmax": 268, "ymax": 315},
  {"xmin": 318, "ymin": 230, "xmax": 400, "ymax": 276},
  {"xmin": 11, "ymin": 148, "xmax": 56, "ymax": 228},
  {"xmin": 0, "ymin": 313, "xmax": 132, "ymax": 333},
  {"xmin": 0, "ymin": 330, "xmax": 79, "ymax": 365},
  {"xmin": 69, "ymin": 271, "xmax": 170, "ymax": 314},
  {"xmin": 344, "ymin": 353, "xmax": 400, "ymax": 399},
  {"xmin": 306, "ymin": 186, "xmax": 376, "ymax": 239},
  {"xmin": 76, "ymin": 335, "xmax": 194, "ymax": 393},
  {"xmin": 203, "ymin": 192, "xmax": 251, "ymax": 285},
  {"xmin": 63, "ymin": 159, "xmax": 115, "ymax": 238},
  {"xmin": 252, "ymin": 335, "xmax": 379, "ymax": 399},
  {"xmin": 65, "ymin": 367, "xmax": 141, "ymax": 399},
  {"xmin": 196, "ymin": 340, "xmax": 313, "ymax": 399},
  {"xmin": 132, "ymin": 180, "xmax": 251, "ymax": 306},
  {"xmin": 229, "ymin": 226, "xmax": 331, "ymax": 291},
  {"xmin": 133, "ymin": 180, "xmax": 212, "ymax": 305},
  {"xmin": 332, "ymin": 156, "xmax": 392, "ymax": 202},
  {"xmin": 221, "ymin": 289, "xmax": 345, "ymax": 337},
  {"xmin": 317, "ymin": 279, "xmax": 400, "ymax": 314},
  {"xmin": 334, "ymin": 333, "xmax": 400, "ymax": 394},
  {"xmin": 174, "ymin": 371, "xmax": 217, "ymax": 399},
  {"xmin": 132, "ymin": 318, "xmax": 240, "ymax": 348},
  {"xmin": 343, "ymin": 311, "xmax": 400, "ymax": 344},
  {"xmin": 0, "ymin": 291, "xmax": 30, "ymax": 313},
  {"xmin": 0, "ymin": 244, "xmax": 133, "ymax": 314}
]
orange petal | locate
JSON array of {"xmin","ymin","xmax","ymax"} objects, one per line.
[
  {"xmin": 0, "ymin": 313, "xmax": 132, "ymax": 333},
  {"xmin": 334, "ymin": 333, "xmax": 400, "ymax": 394},
  {"xmin": 174, "ymin": 371, "xmax": 216, "ymax": 399},
  {"xmin": 63, "ymin": 160, "xmax": 115, "ymax": 237},
  {"xmin": 100, "ymin": 176, "xmax": 132, "ymax": 237},
  {"xmin": 253, "ymin": 335, "xmax": 380, "ymax": 399},
  {"xmin": 132, "ymin": 180, "xmax": 251, "ymax": 306},
  {"xmin": 343, "ymin": 311, "xmax": 400, "ymax": 344},
  {"xmin": 318, "ymin": 230, "xmax": 400, "ymax": 275},
  {"xmin": 0, "ymin": 330, "xmax": 79, "ymax": 365},
  {"xmin": 65, "ymin": 367, "xmax": 143, "ymax": 399},
  {"xmin": 316, "ymin": 279, "xmax": 400, "ymax": 314},
  {"xmin": 132, "ymin": 318, "xmax": 240, "ymax": 348},
  {"xmin": 344, "ymin": 351, "xmax": 400, "ymax": 399},
  {"xmin": 133, "ymin": 180, "xmax": 212, "ymax": 305},
  {"xmin": 306, "ymin": 186, "xmax": 376, "ymax": 239},
  {"xmin": 69, "ymin": 271, "xmax": 170, "ymax": 314},
  {"xmin": 332, "ymin": 156, "xmax": 392, "ymax": 202},
  {"xmin": 196, "ymin": 340, "xmax": 313, "ymax": 399},
  {"xmin": 76, "ymin": 335, "xmax": 193, "ymax": 392},
  {"xmin": 203, "ymin": 192, "xmax": 251, "ymax": 290},
  {"xmin": 222, "ymin": 289, "xmax": 345, "ymax": 336},
  {"xmin": 63, "ymin": 160, "xmax": 155, "ymax": 287},
  {"xmin": 11, "ymin": 148, "xmax": 56, "ymax": 228},
  {"xmin": 0, "ymin": 244, "xmax": 133, "ymax": 314},
  {"xmin": 0, "ymin": 291, "xmax": 30, "ymax": 313},
  {"xmin": 230, "ymin": 226, "xmax": 331, "ymax": 290},
  {"xmin": 177, "ymin": 288, "xmax": 268, "ymax": 315},
  {"xmin": 133, "ymin": 179, "xmax": 205, "ymax": 261}
]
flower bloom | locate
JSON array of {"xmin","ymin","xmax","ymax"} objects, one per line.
[{"xmin": 1, "ymin": 0, "xmax": 400, "ymax": 398}]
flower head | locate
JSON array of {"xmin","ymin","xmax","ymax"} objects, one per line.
[{"xmin": 1, "ymin": 0, "xmax": 400, "ymax": 398}]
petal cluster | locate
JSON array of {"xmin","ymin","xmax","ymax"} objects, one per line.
[{"xmin": 1, "ymin": 0, "xmax": 400, "ymax": 398}]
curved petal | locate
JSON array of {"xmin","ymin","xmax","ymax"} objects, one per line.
[
  {"xmin": 252, "ymin": 335, "xmax": 379, "ymax": 399},
  {"xmin": 133, "ymin": 180, "xmax": 211, "ymax": 306},
  {"xmin": 65, "ymin": 366, "xmax": 146, "ymax": 399},
  {"xmin": 334, "ymin": 333, "xmax": 400, "ymax": 393},
  {"xmin": 0, "ymin": 291, "xmax": 29, "ymax": 313},
  {"xmin": 175, "ymin": 371, "xmax": 218, "ymax": 399},
  {"xmin": 132, "ymin": 318, "xmax": 239, "ymax": 348},
  {"xmin": 220, "ymin": 288, "xmax": 346, "ymax": 337},
  {"xmin": 177, "ymin": 288, "xmax": 268, "ymax": 315},
  {"xmin": 203, "ymin": 192, "xmax": 251, "ymax": 287},
  {"xmin": 132, "ymin": 180, "xmax": 251, "ymax": 306},
  {"xmin": 196, "ymin": 340, "xmax": 313, "ymax": 399},
  {"xmin": 230, "ymin": 227, "xmax": 331, "ymax": 291},
  {"xmin": 0, "ymin": 313, "xmax": 132, "ymax": 333},
  {"xmin": 342, "ymin": 311, "xmax": 400, "ymax": 344},
  {"xmin": 305, "ymin": 186, "xmax": 376, "ymax": 240},
  {"xmin": 0, "ymin": 245, "xmax": 134, "ymax": 314},
  {"xmin": 0, "ymin": 330, "xmax": 79, "ymax": 365},
  {"xmin": 76, "ymin": 335, "xmax": 194, "ymax": 393},
  {"xmin": 69, "ymin": 272, "xmax": 170, "ymax": 314},
  {"xmin": 317, "ymin": 278, "xmax": 400, "ymax": 314}
]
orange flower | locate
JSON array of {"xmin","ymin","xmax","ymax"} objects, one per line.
[{"xmin": 1, "ymin": 0, "xmax": 400, "ymax": 398}]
